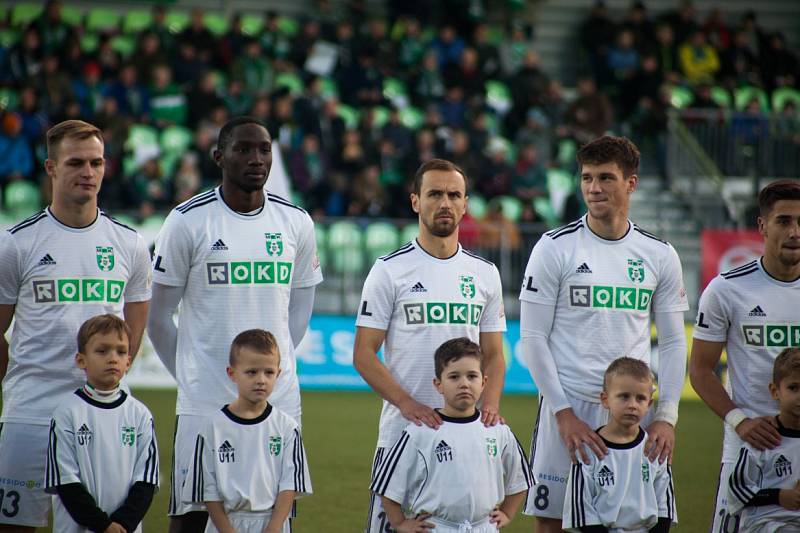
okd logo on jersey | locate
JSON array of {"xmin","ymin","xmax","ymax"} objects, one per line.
[
  {"xmin": 403, "ymin": 302, "xmax": 484, "ymax": 325},
  {"xmin": 32, "ymin": 278, "xmax": 125, "ymax": 304},
  {"xmin": 569, "ymin": 285, "xmax": 653, "ymax": 311},
  {"xmin": 741, "ymin": 324, "xmax": 800, "ymax": 347},
  {"xmin": 206, "ymin": 261, "xmax": 293, "ymax": 286}
]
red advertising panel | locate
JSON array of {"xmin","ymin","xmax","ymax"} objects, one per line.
[{"xmin": 700, "ymin": 229, "xmax": 764, "ymax": 289}]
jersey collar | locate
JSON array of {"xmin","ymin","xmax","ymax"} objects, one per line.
[
  {"xmin": 75, "ymin": 388, "xmax": 127, "ymax": 409},
  {"xmin": 597, "ymin": 426, "xmax": 645, "ymax": 449},
  {"xmin": 216, "ymin": 186, "xmax": 267, "ymax": 220},
  {"xmin": 413, "ymin": 238, "xmax": 462, "ymax": 263},
  {"xmin": 583, "ymin": 214, "xmax": 633, "ymax": 244},
  {"xmin": 759, "ymin": 257, "xmax": 800, "ymax": 286},
  {"xmin": 222, "ymin": 403, "xmax": 273, "ymax": 425},
  {"xmin": 776, "ymin": 416, "xmax": 800, "ymax": 438},
  {"xmin": 46, "ymin": 206, "xmax": 101, "ymax": 232},
  {"xmin": 435, "ymin": 409, "xmax": 481, "ymax": 424}
]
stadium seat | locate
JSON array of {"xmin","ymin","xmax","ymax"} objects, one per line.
[
  {"xmin": 734, "ymin": 86, "xmax": 769, "ymax": 112},
  {"xmin": 0, "ymin": 87, "xmax": 19, "ymax": 111},
  {"xmin": 241, "ymin": 14, "xmax": 263, "ymax": 36},
  {"xmin": 319, "ymin": 77, "xmax": 339, "ymax": 99},
  {"xmin": 203, "ymin": 11, "xmax": 229, "ymax": 37},
  {"xmin": 10, "ymin": 3, "xmax": 42, "ymax": 28},
  {"xmin": 277, "ymin": 16, "xmax": 299, "ymax": 36},
  {"xmin": 4, "ymin": 181, "xmax": 40, "ymax": 219},
  {"xmin": 371, "ymin": 107, "xmax": 391, "ymax": 129},
  {"xmin": 336, "ymin": 104, "xmax": 360, "ymax": 129},
  {"xmin": 80, "ymin": 33, "xmax": 99, "ymax": 53},
  {"xmin": 399, "ymin": 107, "xmax": 424, "ymax": 130},
  {"xmin": 127, "ymin": 124, "xmax": 159, "ymax": 150},
  {"xmin": 327, "ymin": 220, "xmax": 364, "ymax": 274},
  {"xmin": 210, "ymin": 70, "xmax": 228, "ymax": 91},
  {"xmin": 275, "ymin": 72, "xmax": 304, "ymax": 95},
  {"xmin": 400, "ymin": 223, "xmax": 417, "ymax": 245},
  {"xmin": 165, "ymin": 10, "xmax": 190, "ymax": 34},
  {"xmin": 487, "ymin": 136, "xmax": 514, "ymax": 163},
  {"xmin": 772, "ymin": 87, "xmax": 800, "ymax": 112},
  {"xmin": 533, "ymin": 197, "xmax": 560, "ymax": 228},
  {"xmin": 467, "ymin": 194, "xmax": 488, "ymax": 219},
  {"xmin": 668, "ymin": 86, "xmax": 694, "ymax": 109},
  {"xmin": 496, "ymin": 196, "xmax": 523, "ymax": 222},
  {"xmin": 160, "ymin": 126, "xmax": 193, "ymax": 155},
  {"xmin": 122, "ymin": 10, "xmax": 152, "ymax": 34},
  {"xmin": 86, "ymin": 8, "xmax": 121, "ymax": 33},
  {"xmin": 711, "ymin": 86, "xmax": 732, "ymax": 109},
  {"xmin": 0, "ymin": 28, "xmax": 18, "ymax": 48},
  {"xmin": 110, "ymin": 35, "xmax": 137, "ymax": 58},
  {"xmin": 556, "ymin": 138, "xmax": 577, "ymax": 169},
  {"xmin": 546, "ymin": 167, "xmax": 576, "ymax": 219},
  {"xmin": 314, "ymin": 222, "xmax": 327, "ymax": 267},
  {"xmin": 60, "ymin": 6, "xmax": 83, "ymax": 26},
  {"xmin": 485, "ymin": 80, "xmax": 512, "ymax": 115},
  {"xmin": 364, "ymin": 222, "xmax": 399, "ymax": 263},
  {"xmin": 383, "ymin": 78, "xmax": 409, "ymax": 109}
]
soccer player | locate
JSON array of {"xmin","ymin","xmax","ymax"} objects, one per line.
[
  {"xmin": 147, "ymin": 116, "xmax": 322, "ymax": 532},
  {"xmin": 563, "ymin": 357, "xmax": 676, "ymax": 532},
  {"xmin": 183, "ymin": 329, "xmax": 311, "ymax": 533},
  {"xmin": 46, "ymin": 314, "xmax": 159, "ymax": 533},
  {"xmin": 727, "ymin": 348, "xmax": 800, "ymax": 532},
  {"xmin": 0, "ymin": 120, "xmax": 151, "ymax": 531},
  {"xmin": 372, "ymin": 337, "xmax": 532, "ymax": 532},
  {"xmin": 354, "ymin": 159, "xmax": 507, "ymax": 532},
  {"xmin": 519, "ymin": 135, "xmax": 688, "ymax": 532},
  {"xmin": 689, "ymin": 179, "xmax": 800, "ymax": 533}
]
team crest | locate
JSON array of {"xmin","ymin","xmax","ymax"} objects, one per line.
[
  {"xmin": 269, "ymin": 436, "xmax": 282, "ymax": 456},
  {"xmin": 627, "ymin": 259, "xmax": 645, "ymax": 283},
  {"xmin": 642, "ymin": 462, "xmax": 650, "ymax": 483},
  {"xmin": 486, "ymin": 437, "xmax": 498, "ymax": 457},
  {"xmin": 459, "ymin": 275, "xmax": 476, "ymax": 299},
  {"xmin": 121, "ymin": 426, "xmax": 135, "ymax": 446},
  {"xmin": 265, "ymin": 233, "xmax": 284, "ymax": 257},
  {"xmin": 96, "ymin": 246, "xmax": 115, "ymax": 272}
]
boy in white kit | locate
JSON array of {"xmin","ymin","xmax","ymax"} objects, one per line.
[
  {"xmin": 183, "ymin": 329, "xmax": 312, "ymax": 533},
  {"xmin": 564, "ymin": 358, "xmax": 676, "ymax": 532},
  {"xmin": 46, "ymin": 314, "xmax": 159, "ymax": 533},
  {"xmin": 372, "ymin": 338, "xmax": 533, "ymax": 532},
  {"xmin": 727, "ymin": 348, "xmax": 800, "ymax": 532}
]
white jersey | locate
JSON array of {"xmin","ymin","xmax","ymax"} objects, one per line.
[
  {"xmin": 356, "ymin": 240, "xmax": 506, "ymax": 446},
  {"xmin": 152, "ymin": 188, "xmax": 323, "ymax": 419},
  {"xmin": 519, "ymin": 216, "xmax": 688, "ymax": 402},
  {"xmin": 727, "ymin": 420, "xmax": 800, "ymax": 532},
  {"xmin": 693, "ymin": 259, "xmax": 800, "ymax": 461},
  {"xmin": 0, "ymin": 208, "xmax": 151, "ymax": 424},
  {"xmin": 183, "ymin": 404, "xmax": 312, "ymax": 511},
  {"xmin": 563, "ymin": 428, "xmax": 676, "ymax": 533},
  {"xmin": 370, "ymin": 410, "xmax": 533, "ymax": 524},
  {"xmin": 45, "ymin": 388, "xmax": 159, "ymax": 533}
]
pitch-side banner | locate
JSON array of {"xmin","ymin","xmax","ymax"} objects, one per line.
[{"xmin": 700, "ymin": 229, "xmax": 763, "ymax": 289}]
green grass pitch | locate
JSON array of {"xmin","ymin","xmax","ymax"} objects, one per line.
[{"xmin": 123, "ymin": 389, "xmax": 722, "ymax": 532}]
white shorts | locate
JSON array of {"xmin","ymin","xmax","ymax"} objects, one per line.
[
  {"xmin": 205, "ymin": 510, "xmax": 289, "ymax": 533},
  {"xmin": 365, "ymin": 447, "xmax": 390, "ymax": 533},
  {"xmin": 524, "ymin": 395, "xmax": 611, "ymax": 519},
  {"xmin": 428, "ymin": 516, "xmax": 497, "ymax": 532},
  {"xmin": 710, "ymin": 461, "xmax": 742, "ymax": 533},
  {"xmin": 169, "ymin": 414, "xmax": 207, "ymax": 516},
  {"xmin": 0, "ymin": 422, "xmax": 52, "ymax": 527}
]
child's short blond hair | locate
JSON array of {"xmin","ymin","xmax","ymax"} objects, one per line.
[
  {"xmin": 229, "ymin": 329, "xmax": 280, "ymax": 366},
  {"xmin": 773, "ymin": 348, "xmax": 800, "ymax": 385},
  {"xmin": 77, "ymin": 314, "xmax": 131, "ymax": 353},
  {"xmin": 603, "ymin": 357, "xmax": 653, "ymax": 391}
]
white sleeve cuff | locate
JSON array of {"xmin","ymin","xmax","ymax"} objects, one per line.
[{"xmin": 654, "ymin": 401, "xmax": 679, "ymax": 426}]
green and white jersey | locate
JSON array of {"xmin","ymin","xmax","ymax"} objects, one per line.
[
  {"xmin": 0, "ymin": 208, "xmax": 151, "ymax": 425},
  {"xmin": 356, "ymin": 239, "xmax": 506, "ymax": 447},
  {"xmin": 152, "ymin": 188, "xmax": 322, "ymax": 420},
  {"xmin": 693, "ymin": 258, "xmax": 800, "ymax": 461},
  {"xmin": 519, "ymin": 216, "xmax": 688, "ymax": 402},
  {"xmin": 183, "ymin": 404, "xmax": 311, "ymax": 511},
  {"xmin": 46, "ymin": 388, "xmax": 159, "ymax": 533}
]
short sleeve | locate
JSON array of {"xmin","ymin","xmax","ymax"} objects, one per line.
[
  {"xmin": 182, "ymin": 423, "xmax": 219, "ymax": 503},
  {"xmin": 652, "ymin": 244, "xmax": 689, "ymax": 313},
  {"xmin": 291, "ymin": 213, "xmax": 323, "ymax": 289},
  {"xmin": 501, "ymin": 427, "xmax": 534, "ymax": 495},
  {"xmin": 151, "ymin": 211, "xmax": 193, "ymax": 287},
  {"xmin": 124, "ymin": 233, "xmax": 153, "ymax": 302},
  {"xmin": 727, "ymin": 446, "xmax": 763, "ymax": 515},
  {"xmin": 132, "ymin": 411, "xmax": 159, "ymax": 487},
  {"xmin": 480, "ymin": 264, "xmax": 507, "ymax": 333},
  {"xmin": 692, "ymin": 277, "xmax": 729, "ymax": 342},
  {"xmin": 278, "ymin": 427, "xmax": 313, "ymax": 497},
  {"xmin": 46, "ymin": 411, "xmax": 82, "ymax": 490},
  {"xmin": 562, "ymin": 459, "xmax": 603, "ymax": 532},
  {"xmin": 0, "ymin": 232, "xmax": 21, "ymax": 304},
  {"xmin": 355, "ymin": 261, "xmax": 395, "ymax": 330},
  {"xmin": 519, "ymin": 236, "xmax": 561, "ymax": 305},
  {"xmin": 370, "ymin": 429, "xmax": 424, "ymax": 508},
  {"xmin": 654, "ymin": 461, "xmax": 677, "ymax": 523}
]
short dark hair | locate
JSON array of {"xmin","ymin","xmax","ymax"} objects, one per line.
[
  {"xmin": 773, "ymin": 348, "xmax": 800, "ymax": 385},
  {"xmin": 434, "ymin": 337, "xmax": 483, "ymax": 378},
  {"xmin": 758, "ymin": 180, "xmax": 800, "ymax": 217},
  {"xmin": 47, "ymin": 120, "xmax": 103, "ymax": 160},
  {"xmin": 577, "ymin": 135, "xmax": 640, "ymax": 178},
  {"xmin": 412, "ymin": 158, "xmax": 467, "ymax": 195},
  {"xmin": 229, "ymin": 329, "xmax": 280, "ymax": 366},
  {"xmin": 77, "ymin": 314, "xmax": 131, "ymax": 354},
  {"xmin": 217, "ymin": 116, "xmax": 269, "ymax": 151},
  {"xmin": 603, "ymin": 357, "xmax": 653, "ymax": 391}
]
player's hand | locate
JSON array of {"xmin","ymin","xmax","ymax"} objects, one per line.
[
  {"xmin": 555, "ymin": 408, "xmax": 607, "ymax": 464},
  {"xmin": 735, "ymin": 416, "xmax": 781, "ymax": 451},
  {"xmin": 396, "ymin": 513, "xmax": 435, "ymax": 532},
  {"xmin": 481, "ymin": 402, "xmax": 504, "ymax": 427},
  {"xmin": 645, "ymin": 420, "xmax": 675, "ymax": 464},
  {"xmin": 399, "ymin": 398, "xmax": 442, "ymax": 429},
  {"xmin": 778, "ymin": 481, "xmax": 800, "ymax": 510},
  {"xmin": 489, "ymin": 507, "xmax": 511, "ymax": 528},
  {"xmin": 103, "ymin": 523, "xmax": 127, "ymax": 533}
]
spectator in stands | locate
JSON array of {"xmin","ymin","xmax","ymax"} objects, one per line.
[
  {"xmin": 499, "ymin": 23, "xmax": 530, "ymax": 76},
  {"xmin": 148, "ymin": 5, "xmax": 176, "ymax": 56},
  {"xmin": 318, "ymin": 97, "xmax": 346, "ymax": 155},
  {"xmin": 358, "ymin": 19, "xmax": 396, "ymax": 73},
  {"xmin": 430, "ymin": 24, "xmax": 466, "ymax": 69},
  {"xmin": 660, "ymin": 0, "xmax": 697, "ymax": 48},
  {"xmin": 37, "ymin": 55, "xmax": 74, "ymax": 117},
  {"xmin": 774, "ymin": 102, "xmax": 800, "ymax": 177},
  {"xmin": 290, "ymin": 133, "xmax": 329, "ymax": 195},
  {"xmin": 71, "ymin": 62, "xmax": 105, "ymax": 118},
  {"xmin": 196, "ymin": 105, "xmax": 229, "ymax": 143},
  {"xmin": 702, "ymin": 8, "xmax": 731, "ymax": 51},
  {"xmin": 720, "ymin": 30, "xmax": 760, "ymax": 89},
  {"xmin": 565, "ymin": 76, "xmax": 613, "ymax": 144},
  {"xmin": 579, "ymin": 1, "xmax": 616, "ymax": 86},
  {"xmin": 94, "ymin": 35, "xmax": 122, "ymax": 79},
  {"xmin": 679, "ymin": 30, "xmax": 720, "ymax": 84},
  {"xmin": 173, "ymin": 41, "xmax": 208, "ymax": 88},
  {"xmin": 439, "ymin": 86, "xmax": 467, "ymax": 128},
  {"xmin": 620, "ymin": 54, "xmax": 662, "ymax": 119},
  {"xmin": 692, "ymin": 83, "xmax": 721, "ymax": 109},
  {"xmin": 397, "ymin": 16, "xmax": 426, "ymax": 71},
  {"xmin": 448, "ymin": 129, "xmax": 482, "ymax": 187},
  {"xmin": 105, "ymin": 63, "xmax": 150, "ymax": 118},
  {"xmin": 222, "ymin": 79, "xmax": 252, "ymax": 116},
  {"xmin": 377, "ymin": 139, "xmax": 407, "ymax": 217},
  {"xmin": 16, "ymin": 86, "xmax": 48, "ymax": 146},
  {"xmin": 472, "ymin": 23, "xmax": 502, "ymax": 80},
  {"xmin": 260, "ymin": 11, "xmax": 292, "ymax": 68},
  {"xmin": 653, "ymin": 23, "xmax": 680, "ymax": 83},
  {"xmin": 0, "ymin": 112, "xmax": 35, "ymax": 189},
  {"xmin": 348, "ymin": 164, "xmax": 387, "ymax": 217},
  {"xmin": 33, "ymin": 0, "xmax": 75, "ymax": 57},
  {"xmin": 173, "ymin": 153, "xmax": 202, "ymax": 204},
  {"xmin": 218, "ymin": 13, "xmax": 248, "ymax": 68},
  {"xmin": 607, "ymin": 29, "xmax": 639, "ymax": 92},
  {"xmin": 404, "ymin": 128, "xmax": 437, "ymax": 176},
  {"xmin": 739, "ymin": 10, "xmax": 766, "ymax": 59},
  {"xmin": 478, "ymin": 139, "xmax": 513, "ymax": 199},
  {"xmin": 133, "ymin": 32, "xmax": 168, "ymax": 85},
  {"xmin": 337, "ymin": 129, "xmax": 369, "ymax": 175},
  {"xmin": 249, "ymin": 95, "xmax": 272, "ymax": 126},
  {"xmin": 510, "ymin": 50, "xmax": 549, "ymax": 115},
  {"xmin": 620, "ymin": 1, "xmax": 654, "ymax": 52},
  {"xmin": 342, "ymin": 50, "xmax": 384, "ymax": 108},
  {"xmin": 187, "ymin": 71, "xmax": 224, "ymax": 129},
  {"xmin": 131, "ymin": 157, "xmax": 172, "ymax": 218},
  {"xmin": 381, "ymin": 108, "xmax": 413, "ymax": 157},
  {"xmin": 291, "ymin": 18, "xmax": 322, "ymax": 68},
  {"xmin": 414, "ymin": 51, "xmax": 446, "ymax": 105},
  {"xmin": 232, "ymin": 38, "xmax": 274, "ymax": 95},
  {"xmin": 512, "ymin": 143, "xmax": 547, "ymax": 203},
  {"xmin": 478, "ymin": 198, "xmax": 521, "ymax": 251},
  {"xmin": 60, "ymin": 35, "xmax": 86, "ymax": 79},
  {"xmin": 179, "ymin": 8, "xmax": 216, "ymax": 64},
  {"xmin": 188, "ymin": 128, "xmax": 220, "ymax": 188},
  {"xmin": 148, "ymin": 64, "xmax": 187, "ymax": 127},
  {"xmin": 6, "ymin": 26, "xmax": 43, "ymax": 84},
  {"xmin": 761, "ymin": 33, "xmax": 799, "ymax": 93},
  {"xmin": 445, "ymin": 47, "xmax": 485, "ymax": 106},
  {"xmin": 334, "ymin": 20, "xmax": 358, "ymax": 74},
  {"xmin": 515, "ymin": 107, "xmax": 552, "ymax": 165}
]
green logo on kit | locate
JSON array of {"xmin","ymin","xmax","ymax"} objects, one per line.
[
  {"xmin": 642, "ymin": 462, "xmax": 650, "ymax": 482},
  {"xmin": 627, "ymin": 258, "xmax": 644, "ymax": 283},
  {"xmin": 96, "ymin": 246, "xmax": 115, "ymax": 272},
  {"xmin": 269, "ymin": 436, "xmax": 282, "ymax": 456},
  {"xmin": 265, "ymin": 233, "xmax": 284, "ymax": 257},
  {"xmin": 486, "ymin": 437, "xmax": 497, "ymax": 457},
  {"xmin": 121, "ymin": 426, "xmax": 135, "ymax": 446},
  {"xmin": 459, "ymin": 275, "xmax": 476, "ymax": 299}
]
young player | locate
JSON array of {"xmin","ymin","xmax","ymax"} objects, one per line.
[
  {"xmin": 372, "ymin": 337, "xmax": 532, "ymax": 532},
  {"xmin": 354, "ymin": 159, "xmax": 507, "ymax": 532},
  {"xmin": 182, "ymin": 329, "xmax": 312, "ymax": 533},
  {"xmin": 689, "ymin": 180, "xmax": 800, "ymax": 532},
  {"xmin": 727, "ymin": 348, "xmax": 800, "ymax": 532},
  {"xmin": 0, "ymin": 120, "xmax": 151, "ymax": 531},
  {"xmin": 147, "ymin": 117, "xmax": 321, "ymax": 531},
  {"xmin": 563, "ymin": 357, "xmax": 677, "ymax": 532},
  {"xmin": 46, "ymin": 314, "xmax": 159, "ymax": 533},
  {"xmin": 519, "ymin": 136, "xmax": 688, "ymax": 532}
]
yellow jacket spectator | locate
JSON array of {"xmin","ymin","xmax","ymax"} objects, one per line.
[{"xmin": 679, "ymin": 31, "xmax": 720, "ymax": 84}]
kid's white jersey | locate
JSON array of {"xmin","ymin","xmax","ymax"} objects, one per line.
[
  {"xmin": 183, "ymin": 404, "xmax": 312, "ymax": 511},
  {"xmin": 727, "ymin": 421, "xmax": 800, "ymax": 532},
  {"xmin": 46, "ymin": 389, "xmax": 159, "ymax": 533},
  {"xmin": 694, "ymin": 259, "xmax": 800, "ymax": 460},
  {"xmin": 0, "ymin": 209, "xmax": 151, "ymax": 424},
  {"xmin": 563, "ymin": 428, "xmax": 676, "ymax": 533},
  {"xmin": 356, "ymin": 240, "xmax": 506, "ymax": 446},
  {"xmin": 519, "ymin": 216, "xmax": 688, "ymax": 402},
  {"xmin": 152, "ymin": 189, "xmax": 322, "ymax": 419},
  {"xmin": 371, "ymin": 410, "xmax": 532, "ymax": 524}
]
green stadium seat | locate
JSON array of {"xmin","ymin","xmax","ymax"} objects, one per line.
[
  {"xmin": 319, "ymin": 77, "xmax": 339, "ymax": 99},
  {"xmin": 487, "ymin": 136, "xmax": 514, "ymax": 163},
  {"xmin": 11, "ymin": 3, "xmax": 42, "ymax": 28},
  {"xmin": 327, "ymin": 221, "xmax": 364, "ymax": 274},
  {"xmin": 126, "ymin": 124, "xmax": 159, "ymax": 150},
  {"xmin": 241, "ymin": 14, "xmax": 263, "ymax": 36},
  {"xmin": 364, "ymin": 222, "xmax": 399, "ymax": 263},
  {"xmin": 383, "ymin": 78, "xmax": 409, "ymax": 108},
  {"xmin": 485, "ymin": 80, "xmax": 511, "ymax": 115},
  {"xmin": 711, "ymin": 86, "xmax": 732, "ymax": 109},
  {"xmin": 4, "ymin": 181, "xmax": 41, "ymax": 219},
  {"xmin": 110, "ymin": 35, "xmax": 137, "ymax": 58},
  {"xmin": 467, "ymin": 194, "xmax": 488, "ymax": 219},
  {"xmin": 86, "ymin": 8, "xmax": 121, "ymax": 33},
  {"xmin": 0, "ymin": 28, "xmax": 19, "ymax": 48},
  {"xmin": 556, "ymin": 138, "xmax": 577, "ymax": 169},
  {"xmin": 277, "ymin": 17, "xmax": 299, "ymax": 36},
  {"xmin": 80, "ymin": 33, "xmax": 99, "ymax": 53},
  {"xmin": 546, "ymin": 167, "xmax": 576, "ymax": 219},
  {"xmin": 314, "ymin": 222, "xmax": 327, "ymax": 267},
  {"xmin": 533, "ymin": 197, "xmax": 560, "ymax": 228},
  {"xmin": 371, "ymin": 107, "xmax": 391, "ymax": 129},
  {"xmin": 275, "ymin": 72, "xmax": 304, "ymax": 95},
  {"xmin": 0, "ymin": 88, "xmax": 19, "ymax": 111},
  {"xmin": 772, "ymin": 87, "xmax": 800, "ymax": 112},
  {"xmin": 122, "ymin": 10, "xmax": 152, "ymax": 34},
  {"xmin": 60, "ymin": 6, "xmax": 83, "ymax": 26},
  {"xmin": 209, "ymin": 70, "xmax": 228, "ymax": 91},
  {"xmin": 399, "ymin": 107, "xmax": 424, "ymax": 130},
  {"xmin": 165, "ymin": 11, "xmax": 190, "ymax": 34},
  {"xmin": 160, "ymin": 126, "xmax": 193, "ymax": 155},
  {"xmin": 486, "ymin": 24, "xmax": 505, "ymax": 45},
  {"xmin": 336, "ymin": 104, "xmax": 360, "ymax": 129},
  {"xmin": 400, "ymin": 223, "xmax": 417, "ymax": 246},
  {"xmin": 495, "ymin": 196, "xmax": 523, "ymax": 222},
  {"xmin": 734, "ymin": 85, "xmax": 769, "ymax": 112},
  {"xmin": 203, "ymin": 11, "xmax": 229, "ymax": 37},
  {"xmin": 668, "ymin": 85, "xmax": 694, "ymax": 109}
]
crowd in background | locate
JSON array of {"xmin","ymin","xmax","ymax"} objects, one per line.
[{"xmin": 0, "ymin": 0, "xmax": 798, "ymax": 222}]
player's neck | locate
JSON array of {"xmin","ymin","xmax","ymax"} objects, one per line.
[
  {"xmin": 761, "ymin": 254, "xmax": 800, "ymax": 282},
  {"xmin": 416, "ymin": 230, "xmax": 459, "ymax": 259},
  {"xmin": 49, "ymin": 198, "xmax": 98, "ymax": 228},
  {"xmin": 598, "ymin": 420, "xmax": 640, "ymax": 443},
  {"xmin": 438, "ymin": 405, "xmax": 477, "ymax": 418},
  {"xmin": 228, "ymin": 397, "xmax": 269, "ymax": 419},
  {"xmin": 83, "ymin": 381, "xmax": 121, "ymax": 403},
  {"xmin": 586, "ymin": 213, "xmax": 629, "ymax": 240},
  {"xmin": 220, "ymin": 182, "xmax": 265, "ymax": 213},
  {"xmin": 778, "ymin": 412, "xmax": 800, "ymax": 431}
]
